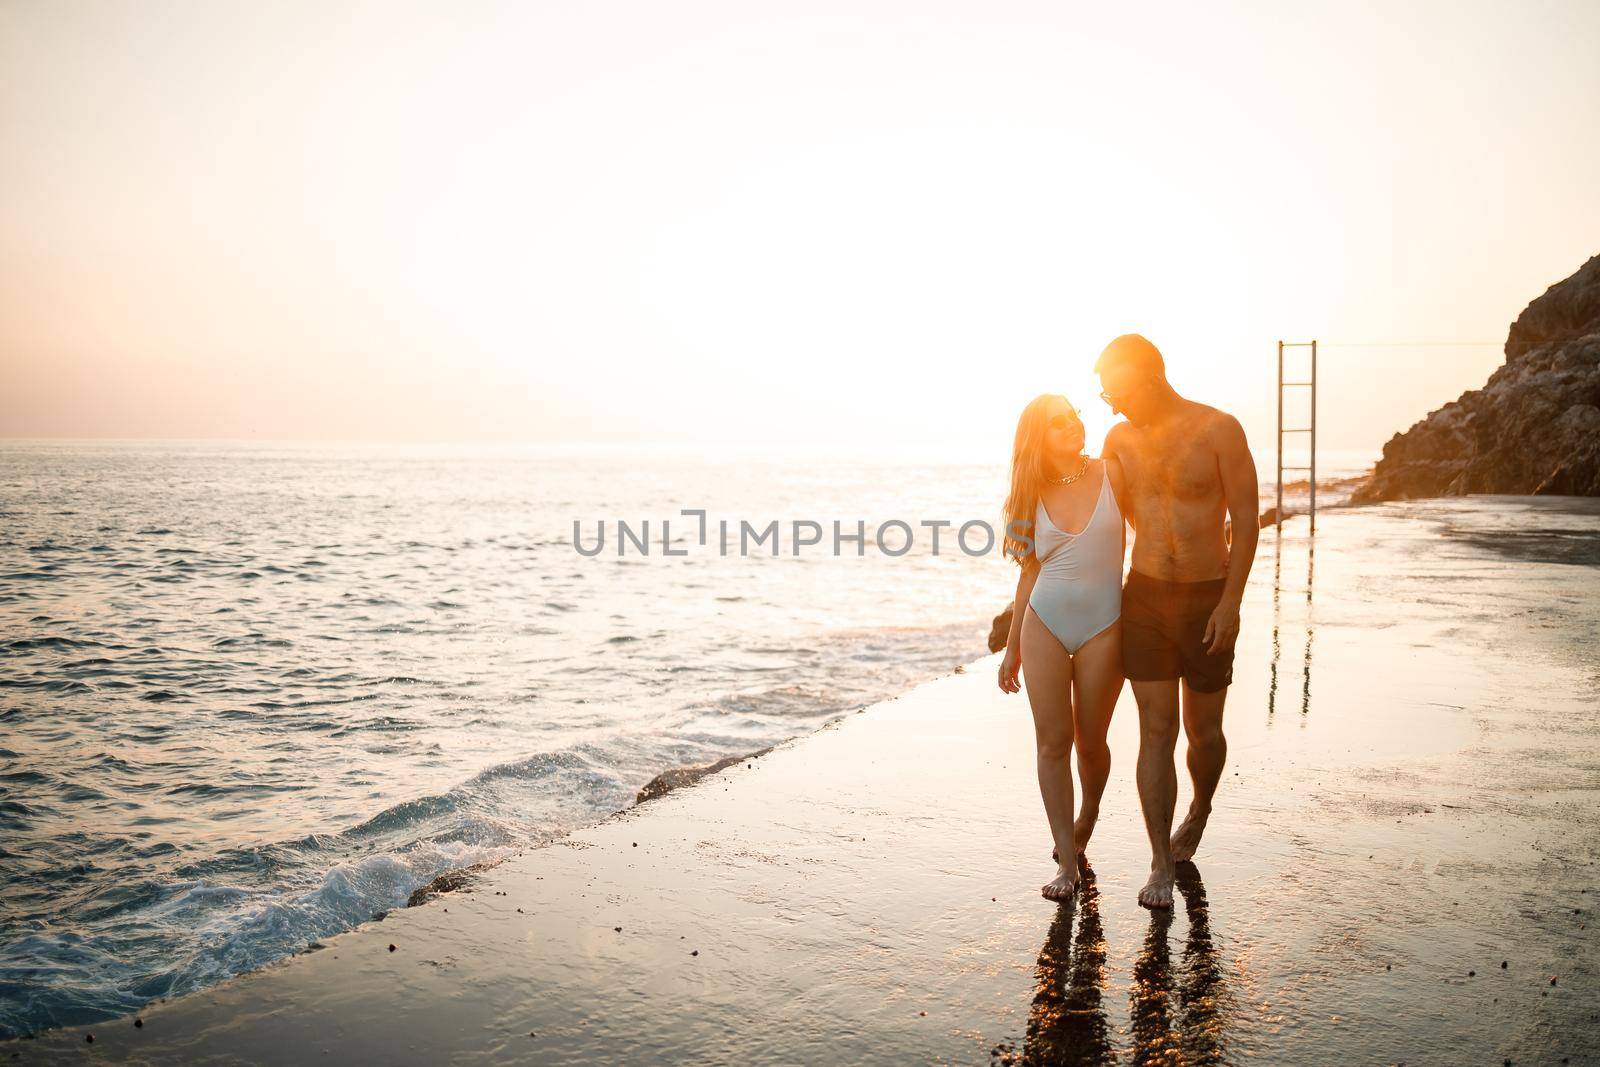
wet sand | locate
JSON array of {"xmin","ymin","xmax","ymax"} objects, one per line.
[{"xmin": 11, "ymin": 497, "xmax": 1600, "ymax": 1065}]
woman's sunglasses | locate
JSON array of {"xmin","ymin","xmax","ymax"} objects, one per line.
[{"xmin": 1047, "ymin": 409, "xmax": 1082, "ymax": 430}]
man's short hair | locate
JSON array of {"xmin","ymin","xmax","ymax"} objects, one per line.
[{"xmin": 1094, "ymin": 334, "xmax": 1166, "ymax": 379}]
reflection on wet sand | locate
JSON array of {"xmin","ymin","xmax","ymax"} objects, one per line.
[
  {"xmin": 1268, "ymin": 528, "xmax": 1315, "ymax": 719},
  {"xmin": 1129, "ymin": 862, "xmax": 1231, "ymax": 1066},
  {"xmin": 999, "ymin": 863, "xmax": 1232, "ymax": 1066},
  {"xmin": 996, "ymin": 864, "xmax": 1113, "ymax": 1066}
]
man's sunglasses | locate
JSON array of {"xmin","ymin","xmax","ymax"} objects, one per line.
[{"xmin": 1099, "ymin": 380, "xmax": 1147, "ymax": 407}]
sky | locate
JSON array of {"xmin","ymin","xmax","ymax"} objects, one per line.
[{"xmin": 3, "ymin": 0, "xmax": 1598, "ymax": 461}]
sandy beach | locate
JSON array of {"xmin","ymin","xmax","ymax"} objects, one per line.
[{"xmin": 10, "ymin": 496, "xmax": 1600, "ymax": 1065}]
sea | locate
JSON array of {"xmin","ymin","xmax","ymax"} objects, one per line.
[{"xmin": 0, "ymin": 440, "xmax": 1376, "ymax": 1036}]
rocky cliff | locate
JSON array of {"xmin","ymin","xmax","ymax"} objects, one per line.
[{"xmin": 1352, "ymin": 254, "xmax": 1600, "ymax": 502}]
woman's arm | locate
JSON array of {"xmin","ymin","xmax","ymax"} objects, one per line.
[
  {"xmin": 1007, "ymin": 558, "xmax": 1040, "ymax": 648},
  {"xmin": 998, "ymin": 556, "xmax": 1039, "ymax": 693}
]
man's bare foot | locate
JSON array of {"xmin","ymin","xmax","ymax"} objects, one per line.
[
  {"xmin": 1138, "ymin": 866, "xmax": 1175, "ymax": 909},
  {"xmin": 1041, "ymin": 864, "xmax": 1079, "ymax": 903},
  {"xmin": 1073, "ymin": 809, "xmax": 1099, "ymax": 856},
  {"xmin": 1170, "ymin": 808, "xmax": 1209, "ymax": 862}
]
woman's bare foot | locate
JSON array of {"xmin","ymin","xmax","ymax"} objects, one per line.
[
  {"xmin": 1138, "ymin": 866, "xmax": 1175, "ymax": 909},
  {"xmin": 1041, "ymin": 863, "xmax": 1079, "ymax": 903},
  {"xmin": 1170, "ymin": 807, "xmax": 1209, "ymax": 862},
  {"xmin": 1073, "ymin": 808, "xmax": 1099, "ymax": 855},
  {"xmin": 1049, "ymin": 812, "xmax": 1100, "ymax": 863},
  {"xmin": 1050, "ymin": 808, "xmax": 1098, "ymax": 862}
]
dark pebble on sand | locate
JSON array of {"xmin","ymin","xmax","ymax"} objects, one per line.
[
  {"xmin": 1385, "ymin": 964, "xmax": 1391, "ymax": 971},
  {"xmin": 529, "ymin": 1032, "xmax": 537, "ymax": 1038},
  {"xmin": 134, "ymin": 1018, "xmax": 143, "ymax": 1028},
  {"xmin": 614, "ymin": 926, "xmax": 622, "ymax": 932},
  {"xmin": 919, "ymin": 1011, "xmax": 926, "ymax": 1017},
  {"xmin": 85, "ymin": 1035, "xmax": 93, "ymax": 1044},
  {"xmin": 691, "ymin": 950, "xmax": 699, "ymax": 956},
  {"xmin": 1468, "ymin": 971, "xmax": 1475, "ymax": 977},
  {"xmin": 1502, "ymin": 961, "xmax": 1508, "ymax": 968},
  {"xmin": 517, "ymin": 908, "xmax": 524, "ymax": 913},
  {"xmin": 633, "ymin": 842, "xmax": 637, "ymax": 847},
  {"xmin": 388, "ymin": 944, "xmax": 397, "ymax": 952},
  {"xmin": 1550, "ymin": 976, "xmax": 1558, "ymax": 985}
]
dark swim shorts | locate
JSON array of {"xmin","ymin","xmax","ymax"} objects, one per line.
[{"xmin": 1121, "ymin": 571, "xmax": 1234, "ymax": 693}]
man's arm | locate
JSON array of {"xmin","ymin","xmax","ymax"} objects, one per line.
[
  {"xmin": 1101, "ymin": 424, "xmax": 1135, "ymax": 532},
  {"xmin": 1204, "ymin": 414, "xmax": 1259, "ymax": 653}
]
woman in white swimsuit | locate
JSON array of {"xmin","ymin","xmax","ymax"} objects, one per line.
[{"xmin": 997, "ymin": 394, "xmax": 1127, "ymax": 902}]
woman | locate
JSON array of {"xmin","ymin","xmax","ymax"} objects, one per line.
[{"xmin": 997, "ymin": 394, "xmax": 1127, "ymax": 902}]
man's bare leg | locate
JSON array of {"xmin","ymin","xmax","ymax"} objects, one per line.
[
  {"xmin": 1070, "ymin": 624, "xmax": 1121, "ymax": 855},
  {"xmin": 1020, "ymin": 608, "xmax": 1080, "ymax": 902},
  {"xmin": 1132, "ymin": 679, "xmax": 1180, "ymax": 909},
  {"xmin": 1171, "ymin": 683, "xmax": 1228, "ymax": 862}
]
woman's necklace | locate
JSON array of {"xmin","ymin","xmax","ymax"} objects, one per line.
[{"xmin": 1046, "ymin": 454, "xmax": 1090, "ymax": 486}]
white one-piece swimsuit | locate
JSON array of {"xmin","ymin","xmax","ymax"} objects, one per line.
[{"xmin": 1027, "ymin": 463, "xmax": 1124, "ymax": 654}]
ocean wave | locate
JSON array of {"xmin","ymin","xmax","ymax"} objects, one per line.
[{"xmin": 0, "ymin": 839, "xmax": 513, "ymax": 1038}]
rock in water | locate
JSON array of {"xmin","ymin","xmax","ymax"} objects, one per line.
[
  {"xmin": 405, "ymin": 863, "xmax": 496, "ymax": 907},
  {"xmin": 1353, "ymin": 254, "xmax": 1600, "ymax": 503},
  {"xmin": 988, "ymin": 605, "xmax": 1013, "ymax": 653},
  {"xmin": 635, "ymin": 749, "xmax": 772, "ymax": 804}
]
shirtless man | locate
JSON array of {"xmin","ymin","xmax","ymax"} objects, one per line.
[{"xmin": 1096, "ymin": 334, "xmax": 1260, "ymax": 910}]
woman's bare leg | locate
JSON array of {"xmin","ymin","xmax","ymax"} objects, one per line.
[
  {"xmin": 1021, "ymin": 606, "xmax": 1079, "ymax": 901},
  {"xmin": 1069, "ymin": 623, "xmax": 1122, "ymax": 855}
]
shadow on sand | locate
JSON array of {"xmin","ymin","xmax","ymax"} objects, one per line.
[{"xmin": 994, "ymin": 862, "xmax": 1231, "ymax": 1066}]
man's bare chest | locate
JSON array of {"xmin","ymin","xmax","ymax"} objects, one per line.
[{"xmin": 1120, "ymin": 437, "xmax": 1221, "ymax": 506}]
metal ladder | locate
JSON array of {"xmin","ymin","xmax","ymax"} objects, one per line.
[{"xmin": 1276, "ymin": 340, "xmax": 1317, "ymax": 533}]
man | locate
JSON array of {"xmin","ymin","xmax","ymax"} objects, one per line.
[{"xmin": 1096, "ymin": 334, "xmax": 1259, "ymax": 909}]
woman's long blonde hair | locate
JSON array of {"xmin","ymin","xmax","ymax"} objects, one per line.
[{"xmin": 1002, "ymin": 394, "xmax": 1083, "ymax": 566}]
